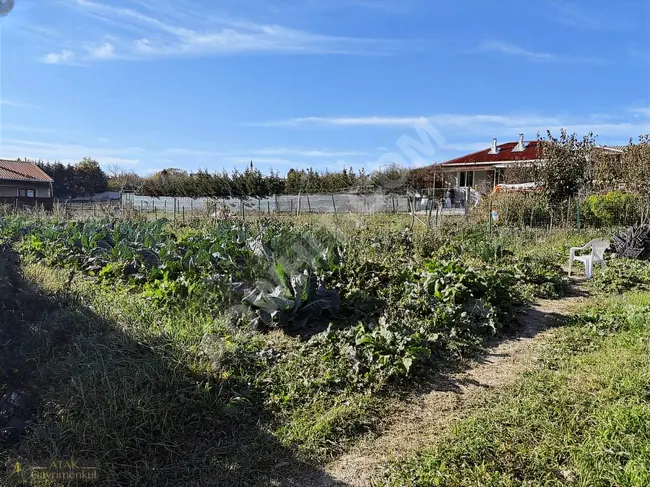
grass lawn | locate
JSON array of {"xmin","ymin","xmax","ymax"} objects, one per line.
[{"xmin": 382, "ymin": 291, "xmax": 650, "ymax": 487}]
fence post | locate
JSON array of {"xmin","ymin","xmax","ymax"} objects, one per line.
[
  {"xmin": 182, "ymin": 206, "xmax": 185, "ymax": 225},
  {"xmin": 306, "ymin": 194, "xmax": 312, "ymax": 213},
  {"xmin": 465, "ymin": 187, "xmax": 470, "ymax": 216},
  {"xmin": 488, "ymin": 198, "xmax": 493, "ymax": 236},
  {"xmin": 267, "ymin": 201, "xmax": 270, "ymax": 214},
  {"xmin": 331, "ymin": 194, "xmax": 337, "ymax": 216},
  {"xmin": 297, "ymin": 193, "xmax": 301, "ymax": 216}
]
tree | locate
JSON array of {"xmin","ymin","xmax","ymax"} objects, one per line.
[
  {"xmin": 74, "ymin": 157, "xmax": 109, "ymax": 196},
  {"xmin": 507, "ymin": 130, "xmax": 596, "ymax": 204},
  {"xmin": 106, "ymin": 165, "xmax": 143, "ymax": 192}
]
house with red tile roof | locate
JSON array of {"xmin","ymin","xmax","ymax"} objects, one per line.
[
  {"xmin": 0, "ymin": 159, "xmax": 54, "ymax": 209},
  {"xmin": 440, "ymin": 134, "xmax": 624, "ymax": 193}
]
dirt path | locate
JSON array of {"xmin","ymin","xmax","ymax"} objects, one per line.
[{"xmin": 289, "ymin": 288, "xmax": 588, "ymax": 487}]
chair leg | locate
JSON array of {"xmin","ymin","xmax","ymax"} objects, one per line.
[
  {"xmin": 586, "ymin": 260, "xmax": 593, "ymax": 279},
  {"xmin": 568, "ymin": 258, "xmax": 572, "ymax": 277}
]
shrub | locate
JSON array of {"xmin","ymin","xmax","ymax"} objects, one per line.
[{"xmin": 581, "ymin": 190, "xmax": 640, "ymax": 227}]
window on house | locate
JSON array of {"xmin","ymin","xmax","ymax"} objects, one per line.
[
  {"xmin": 458, "ymin": 171, "xmax": 474, "ymax": 187},
  {"xmin": 18, "ymin": 189, "xmax": 36, "ymax": 198}
]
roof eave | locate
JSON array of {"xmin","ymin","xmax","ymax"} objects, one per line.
[{"xmin": 0, "ymin": 176, "xmax": 54, "ymax": 183}]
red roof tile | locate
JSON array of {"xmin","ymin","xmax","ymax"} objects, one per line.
[
  {"xmin": 0, "ymin": 160, "xmax": 54, "ymax": 183},
  {"xmin": 441, "ymin": 141, "xmax": 543, "ymax": 166}
]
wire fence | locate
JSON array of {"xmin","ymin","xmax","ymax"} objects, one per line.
[{"xmin": 3, "ymin": 190, "xmax": 648, "ymax": 234}]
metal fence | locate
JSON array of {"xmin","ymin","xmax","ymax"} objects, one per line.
[{"xmin": 121, "ymin": 193, "xmax": 452, "ymax": 215}]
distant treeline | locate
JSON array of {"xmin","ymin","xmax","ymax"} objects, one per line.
[{"xmin": 27, "ymin": 158, "xmax": 444, "ymax": 198}]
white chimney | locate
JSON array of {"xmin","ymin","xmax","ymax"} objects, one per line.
[
  {"xmin": 488, "ymin": 138, "xmax": 498, "ymax": 154},
  {"xmin": 513, "ymin": 133, "xmax": 525, "ymax": 152}
]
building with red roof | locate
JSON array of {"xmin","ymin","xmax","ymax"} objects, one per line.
[
  {"xmin": 0, "ymin": 159, "xmax": 54, "ymax": 209},
  {"xmin": 439, "ymin": 134, "xmax": 623, "ymax": 192}
]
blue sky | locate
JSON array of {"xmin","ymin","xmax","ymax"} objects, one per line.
[{"xmin": 0, "ymin": 0, "xmax": 649, "ymax": 176}]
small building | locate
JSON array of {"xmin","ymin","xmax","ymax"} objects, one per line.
[
  {"xmin": 0, "ymin": 159, "xmax": 54, "ymax": 210},
  {"xmin": 439, "ymin": 134, "xmax": 624, "ymax": 195}
]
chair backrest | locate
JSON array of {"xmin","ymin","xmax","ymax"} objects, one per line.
[{"xmin": 587, "ymin": 239, "xmax": 610, "ymax": 260}]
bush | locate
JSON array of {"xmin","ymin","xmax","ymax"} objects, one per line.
[
  {"xmin": 581, "ymin": 191, "xmax": 640, "ymax": 227},
  {"xmin": 476, "ymin": 192, "xmax": 551, "ymax": 227}
]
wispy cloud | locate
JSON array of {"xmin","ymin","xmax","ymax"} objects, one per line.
[
  {"xmin": 41, "ymin": 0, "xmax": 406, "ymax": 64},
  {"xmin": 630, "ymin": 107, "xmax": 650, "ymax": 117},
  {"xmin": 0, "ymin": 99, "xmax": 36, "ymax": 108},
  {"xmin": 473, "ymin": 40, "xmax": 606, "ymax": 65},
  {"xmin": 252, "ymin": 111, "xmax": 650, "ymax": 146},
  {"xmin": 0, "ymin": 138, "xmax": 143, "ymax": 166},
  {"xmin": 544, "ymin": 0, "xmax": 625, "ymax": 31},
  {"xmin": 254, "ymin": 114, "xmax": 563, "ymax": 128},
  {"xmin": 477, "ymin": 40, "xmax": 556, "ymax": 60},
  {"xmin": 250, "ymin": 147, "xmax": 367, "ymax": 157}
]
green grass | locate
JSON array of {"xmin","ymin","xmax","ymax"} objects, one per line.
[
  {"xmin": 382, "ymin": 293, "xmax": 650, "ymax": 487},
  {"xmin": 0, "ymin": 214, "xmax": 633, "ymax": 486}
]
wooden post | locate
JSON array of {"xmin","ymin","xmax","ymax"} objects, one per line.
[
  {"xmin": 154, "ymin": 206, "xmax": 157, "ymax": 219},
  {"xmin": 290, "ymin": 199, "xmax": 293, "ymax": 213},
  {"xmin": 331, "ymin": 193, "xmax": 337, "ymax": 216},
  {"xmin": 435, "ymin": 203, "xmax": 439, "ymax": 229},
  {"xmin": 164, "ymin": 200, "xmax": 167, "ymax": 212},
  {"xmin": 306, "ymin": 194, "xmax": 312, "ymax": 213},
  {"xmin": 297, "ymin": 193, "xmax": 301, "ymax": 216},
  {"xmin": 140, "ymin": 200, "xmax": 143, "ymax": 211},
  {"xmin": 267, "ymin": 201, "xmax": 270, "ymax": 214},
  {"xmin": 182, "ymin": 206, "xmax": 185, "ymax": 225}
]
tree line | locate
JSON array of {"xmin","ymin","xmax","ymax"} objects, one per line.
[{"xmin": 28, "ymin": 158, "xmax": 435, "ymax": 199}]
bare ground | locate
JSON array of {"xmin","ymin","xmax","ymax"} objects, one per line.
[{"xmin": 286, "ymin": 286, "xmax": 588, "ymax": 487}]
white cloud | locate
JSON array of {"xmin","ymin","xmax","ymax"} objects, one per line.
[
  {"xmin": 0, "ymin": 138, "xmax": 143, "ymax": 165},
  {"xmin": 477, "ymin": 40, "xmax": 556, "ymax": 60},
  {"xmin": 42, "ymin": 49, "xmax": 75, "ymax": 64},
  {"xmin": 473, "ymin": 40, "xmax": 606, "ymax": 65},
  {"xmin": 255, "ymin": 114, "xmax": 563, "ymax": 129},
  {"xmin": 250, "ymin": 147, "xmax": 366, "ymax": 157},
  {"xmin": 41, "ymin": 0, "xmax": 404, "ymax": 63},
  {"xmin": 87, "ymin": 41, "xmax": 116, "ymax": 59},
  {"xmin": 630, "ymin": 107, "xmax": 650, "ymax": 117},
  {"xmin": 0, "ymin": 99, "xmax": 36, "ymax": 108}
]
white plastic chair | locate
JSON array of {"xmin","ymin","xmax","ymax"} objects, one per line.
[{"xmin": 568, "ymin": 239, "xmax": 609, "ymax": 279}]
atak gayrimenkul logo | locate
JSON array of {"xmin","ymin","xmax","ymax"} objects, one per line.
[{"xmin": 0, "ymin": 0, "xmax": 15, "ymax": 17}]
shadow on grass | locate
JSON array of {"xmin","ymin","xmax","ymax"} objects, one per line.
[{"xmin": 0, "ymin": 247, "xmax": 347, "ymax": 487}]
